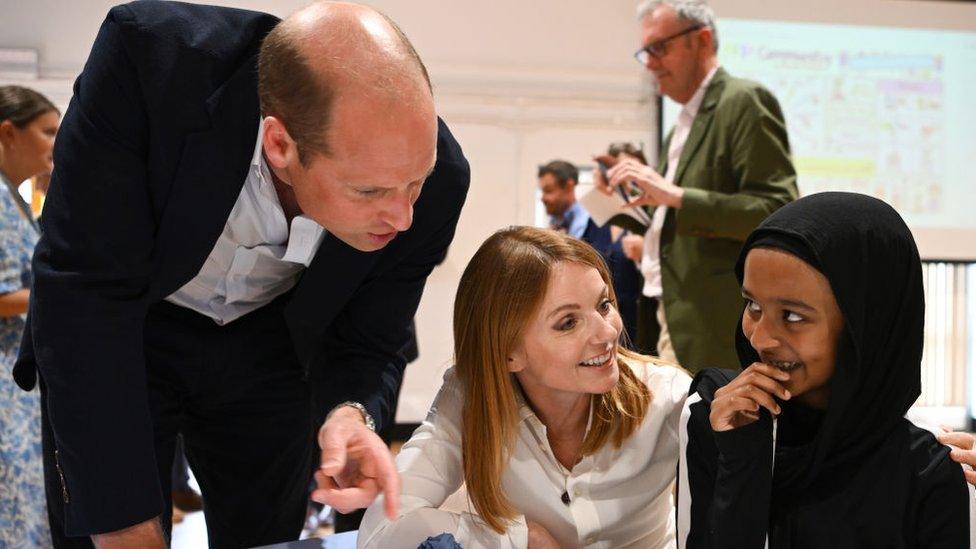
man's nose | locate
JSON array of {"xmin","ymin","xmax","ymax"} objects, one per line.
[{"xmin": 383, "ymin": 190, "xmax": 414, "ymax": 232}]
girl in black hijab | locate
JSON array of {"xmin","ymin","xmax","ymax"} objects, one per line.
[{"xmin": 676, "ymin": 192, "xmax": 973, "ymax": 548}]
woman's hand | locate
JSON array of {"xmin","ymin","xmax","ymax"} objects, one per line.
[
  {"xmin": 710, "ymin": 363, "xmax": 791, "ymax": 432},
  {"xmin": 937, "ymin": 426, "xmax": 976, "ymax": 485},
  {"xmin": 527, "ymin": 520, "xmax": 560, "ymax": 549}
]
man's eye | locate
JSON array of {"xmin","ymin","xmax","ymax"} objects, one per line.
[
  {"xmin": 745, "ymin": 299, "xmax": 760, "ymax": 313},
  {"xmin": 356, "ymin": 189, "xmax": 378, "ymax": 197},
  {"xmin": 785, "ymin": 311, "xmax": 804, "ymax": 323}
]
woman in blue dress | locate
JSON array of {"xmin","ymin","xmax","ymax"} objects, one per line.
[{"xmin": 0, "ymin": 85, "xmax": 60, "ymax": 547}]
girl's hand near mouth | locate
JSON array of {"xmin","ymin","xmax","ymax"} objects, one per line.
[{"xmin": 709, "ymin": 362, "xmax": 792, "ymax": 432}]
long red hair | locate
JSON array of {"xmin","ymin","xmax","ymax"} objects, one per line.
[{"xmin": 453, "ymin": 226, "xmax": 655, "ymax": 533}]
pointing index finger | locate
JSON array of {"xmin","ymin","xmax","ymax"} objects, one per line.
[{"xmin": 368, "ymin": 441, "xmax": 401, "ymax": 520}]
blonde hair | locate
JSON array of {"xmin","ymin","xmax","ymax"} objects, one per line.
[{"xmin": 454, "ymin": 226, "xmax": 655, "ymax": 533}]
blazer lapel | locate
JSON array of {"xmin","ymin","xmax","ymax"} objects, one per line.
[
  {"xmin": 151, "ymin": 55, "xmax": 261, "ymax": 298},
  {"xmin": 284, "ymin": 234, "xmax": 382, "ymax": 364},
  {"xmin": 657, "ymin": 128, "xmax": 674, "ymax": 174},
  {"xmin": 672, "ymin": 68, "xmax": 727, "ymax": 186}
]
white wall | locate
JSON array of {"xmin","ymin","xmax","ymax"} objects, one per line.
[{"xmin": 2, "ymin": 0, "xmax": 974, "ymax": 422}]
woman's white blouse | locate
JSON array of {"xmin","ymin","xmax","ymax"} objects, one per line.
[{"xmin": 359, "ymin": 362, "xmax": 691, "ymax": 548}]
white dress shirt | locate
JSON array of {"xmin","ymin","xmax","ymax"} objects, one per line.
[
  {"xmin": 359, "ymin": 361, "xmax": 691, "ymax": 549},
  {"xmin": 166, "ymin": 121, "xmax": 326, "ymax": 325},
  {"xmin": 641, "ymin": 66, "xmax": 720, "ymax": 298}
]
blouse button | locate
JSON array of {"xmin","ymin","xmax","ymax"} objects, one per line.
[{"xmin": 573, "ymin": 486, "xmax": 583, "ymax": 497}]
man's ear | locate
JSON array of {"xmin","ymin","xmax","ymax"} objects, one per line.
[
  {"xmin": 0, "ymin": 120, "xmax": 16, "ymax": 147},
  {"xmin": 261, "ymin": 116, "xmax": 298, "ymax": 173},
  {"xmin": 698, "ymin": 26, "xmax": 715, "ymax": 53}
]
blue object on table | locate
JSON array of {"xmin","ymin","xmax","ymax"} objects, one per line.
[{"xmin": 417, "ymin": 533, "xmax": 462, "ymax": 549}]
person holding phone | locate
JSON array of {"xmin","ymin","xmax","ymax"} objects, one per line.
[{"xmin": 594, "ymin": 0, "xmax": 797, "ymax": 373}]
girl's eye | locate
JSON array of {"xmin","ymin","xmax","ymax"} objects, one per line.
[
  {"xmin": 745, "ymin": 299, "xmax": 760, "ymax": 313},
  {"xmin": 785, "ymin": 311, "xmax": 804, "ymax": 323},
  {"xmin": 599, "ymin": 298, "xmax": 614, "ymax": 314}
]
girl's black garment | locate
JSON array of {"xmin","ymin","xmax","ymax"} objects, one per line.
[{"xmin": 677, "ymin": 192, "xmax": 972, "ymax": 548}]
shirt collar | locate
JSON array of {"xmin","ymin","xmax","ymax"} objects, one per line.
[
  {"xmin": 566, "ymin": 201, "xmax": 590, "ymax": 238},
  {"xmin": 681, "ymin": 64, "xmax": 720, "ymax": 119},
  {"xmin": 549, "ymin": 201, "xmax": 590, "ymax": 239},
  {"xmin": 250, "ymin": 118, "xmax": 327, "ymax": 266},
  {"xmin": 251, "ymin": 118, "xmax": 266, "ymax": 168}
]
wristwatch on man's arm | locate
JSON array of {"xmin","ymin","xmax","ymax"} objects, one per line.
[{"xmin": 327, "ymin": 401, "xmax": 376, "ymax": 432}]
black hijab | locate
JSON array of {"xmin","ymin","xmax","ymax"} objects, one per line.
[{"xmin": 733, "ymin": 191, "xmax": 924, "ymax": 503}]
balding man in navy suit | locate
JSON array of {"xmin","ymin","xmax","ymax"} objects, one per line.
[{"xmin": 15, "ymin": 2, "xmax": 469, "ymax": 547}]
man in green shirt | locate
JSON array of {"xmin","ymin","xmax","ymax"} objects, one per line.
[{"xmin": 598, "ymin": 0, "xmax": 797, "ymax": 372}]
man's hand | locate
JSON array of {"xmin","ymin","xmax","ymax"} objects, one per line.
[
  {"xmin": 92, "ymin": 517, "xmax": 166, "ymax": 549},
  {"xmin": 310, "ymin": 406, "xmax": 401, "ymax": 520},
  {"xmin": 710, "ymin": 363, "xmax": 791, "ymax": 432},
  {"xmin": 621, "ymin": 234, "xmax": 644, "ymax": 262},
  {"xmin": 527, "ymin": 520, "xmax": 560, "ymax": 549},
  {"xmin": 937, "ymin": 426, "xmax": 976, "ymax": 485},
  {"xmin": 605, "ymin": 157, "xmax": 684, "ymax": 209}
]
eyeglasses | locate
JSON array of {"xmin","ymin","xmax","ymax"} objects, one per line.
[{"xmin": 633, "ymin": 25, "xmax": 704, "ymax": 64}]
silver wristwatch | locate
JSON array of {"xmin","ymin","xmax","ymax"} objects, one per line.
[{"xmin": 330, "ymin": 401, "xmax": 376, "ymax": 432}]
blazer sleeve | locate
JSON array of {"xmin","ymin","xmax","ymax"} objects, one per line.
[
  {"xmin": 358, "ymin": 369, "xmax": 529, "ymax": 549},
  {"xmin": 676, "ymin": 86, "xmax": 798, "ymax": 241},
  {"xmin": 25, "ymin": 7, "xmax": 164, "ymax": 535},
  {"xmin": 315, "ymin": 121, "xmax": 470, "ymax": 431},
  {"xmin": 679, "ymin": 394, "xmax": 773, "ymax": 549}
]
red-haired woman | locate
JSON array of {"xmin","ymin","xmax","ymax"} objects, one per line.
[{"xmin": 360, "ymin": 227, "xmax": 689, "ymax": 548}]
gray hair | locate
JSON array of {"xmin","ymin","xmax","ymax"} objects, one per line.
[{"xmin": 636, "ymin": 0, "xmax": 719, "ymax": 52}]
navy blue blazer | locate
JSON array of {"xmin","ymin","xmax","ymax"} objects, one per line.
[
  {"xmin": 14, "ymin": 1, "xmax": 469, "ymax": 535},
  {"xmin": 580, "ymin": 220, "xmax": 640, "ymax": 338}
]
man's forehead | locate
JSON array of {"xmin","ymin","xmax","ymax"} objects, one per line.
[
  {"xmin": 337, "ymin": 154, "xmax": 436, "ymax": 187},
  {"xmin": 538, "ymin": 174, "xmax": 563, "ymax": 187},
  {"xmin": 642, "ymin": 6, "xmax": 680, "ymax": 37}
]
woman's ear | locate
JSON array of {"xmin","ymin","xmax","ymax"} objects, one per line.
[{"xmin": 507, "ymin": 350, "xmax": 526, "ymax": 373}]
